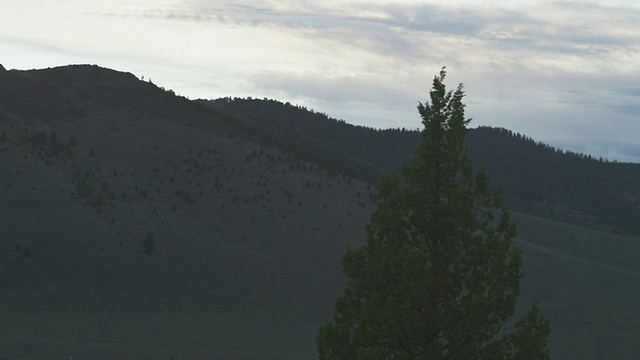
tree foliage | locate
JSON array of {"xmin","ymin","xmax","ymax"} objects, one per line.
[{"xmin": 317, "ymin": 69, "xmax": 550, "ymax": 359}]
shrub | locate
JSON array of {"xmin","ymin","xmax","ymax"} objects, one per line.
[{"xmin": 143, "ymin": 231, "xmax": 156, "ymax": 255}]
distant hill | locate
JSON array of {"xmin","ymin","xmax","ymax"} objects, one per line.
[
  {"xmin": 1, "ymin": 64, "xmax": 639, "ymax": 359},
  {"xmin": 207, "ymin": 97, "xmax": 640, "ymax": 236},
  {"xmin": 467, "ymin": 127, "xmax": 640, "ymax": 234},
  {"xmin": 203, "ymin": 97, "xmax": 418, "ymax": 182}
]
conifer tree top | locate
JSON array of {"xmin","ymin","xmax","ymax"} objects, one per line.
[{"xmin": 317, "ymin": 69, "xmax": 550, "ymax": 359}]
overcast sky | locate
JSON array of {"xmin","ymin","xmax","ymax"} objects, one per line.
[{"xmin": 2, "ymin": 0, "xmax": 640, "ymax": 162}]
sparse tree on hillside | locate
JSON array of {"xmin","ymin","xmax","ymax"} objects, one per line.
[
  {"xmin": 317, "ymin": 69, "xmax": 549, "ymax": 359},
  {"xmin": 143, "ymin": 231, "xmax": 156, "ymax": 255}
]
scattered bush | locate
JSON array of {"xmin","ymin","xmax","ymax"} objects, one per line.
[{"xmin": 143, "ymin": 231, "xmax": 156, "ymax": 255}]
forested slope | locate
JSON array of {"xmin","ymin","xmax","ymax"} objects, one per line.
[{"xmin": 210, "ymin": 97, "xmax": 640, "ymax": 235}]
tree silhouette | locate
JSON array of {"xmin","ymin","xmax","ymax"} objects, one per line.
[{"xmin": 317, "ymin": 69, "xmax": 549, "ymax": 359}]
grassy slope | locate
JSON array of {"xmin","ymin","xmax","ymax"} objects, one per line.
[
  {"xmin": 1, "ymin": 66, "xmax": 640, "ymax": 359},
  {"xmin": 0, "ymin": 68, "xmax": 372, "ymax": 358},
  {"xmin": 3, "ymin": 210, "xmax": 639, "ymax": 359},
  {"xmin": 513, "ymin": 212, "xmax": 640, "ymax": 360},
  {"xmin": 0, "ymin": 152, "xmax": 364, "ymax": 359}
]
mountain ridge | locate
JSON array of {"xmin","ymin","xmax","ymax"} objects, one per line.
[
  {"xmin": 1, "ymin": 64, "xmax": 639, "ymax": 359},
  {"xmin": 206, "ymin": 95, "xmax": 640, "ymax": 236}
]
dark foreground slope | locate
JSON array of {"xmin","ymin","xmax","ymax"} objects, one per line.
[
  {"xmin": 0, "ymin": 65, "xmax": 639, "ymax": 359},
  {"xmin": 512, "ymin": 211, "xmax": 640, "ymax": 360},
  {"xmin": 0, "ymin": 65, "xmax": 374, "ymax": 359}
]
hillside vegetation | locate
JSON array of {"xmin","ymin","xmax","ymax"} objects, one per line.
[
  {"xmin": 0, "ymin": 64, "xmax": 639, "ymax": 359},
  {"xmin": 209, "ymin": 97, "xmax": 640, "ymax": 236}
]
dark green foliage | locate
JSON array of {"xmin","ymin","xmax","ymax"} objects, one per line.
[
  {"xmin": 143, "ymin": 231, "xmax": 156, "ymax": 255},
  {"xmin": 33, "ymin": 131, "xmax": 48, "ymax": 146},
  {"xmin": 183, "ymin": 192, "xmax": 194, "ymax": 204},
  {"xmin": 317, "ymin": 70, "xmax": 549, "ymax": 359},
  {"xmin": 68, "ymin": 134, "xmax": 77, "ymax": 147},
  {"xmin": 49, "ymin": 131, "xmax": 57, "ymax": 148},
  {"xmin": 15, "ymin": 243, "xmax": 31, "ymax": 259},
  {"xmin": 73, "ymin": 179, "xmax": 94, "ymax": 199}
]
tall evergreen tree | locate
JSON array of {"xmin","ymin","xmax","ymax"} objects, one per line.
[{"xmin": 317, "ymin": 69, "xmax": 549, "ymax": 359}]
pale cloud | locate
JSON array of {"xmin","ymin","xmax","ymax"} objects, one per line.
[{"xmin": 252, "ymin": 71, "xmax": 406, "ymax": 104}]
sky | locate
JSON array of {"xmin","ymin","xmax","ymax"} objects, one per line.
[{"xmin": 2, "ymin": 0, "xmax": 640, "ymax": 162}]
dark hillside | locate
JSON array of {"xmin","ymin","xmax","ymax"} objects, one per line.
[
  {"xmin": 0, "ymin": 65, "xmax": 253, "ymax": 138},
  {"xmin": 0, "ymin": 65, "xmax": 156, "ymax": 120},
  {"xmin": 210, "ymin": 98, "xmax": 640, "ymax": 235},
  {"xmin": 1, "ymin": 64, "xmax": 639, "ymax": 359},
  {"xmin": 205, "ymin": 98, "xmax": 420, "ymax": 182},
  {"xmin": 0, "ymin": 65, "xmax": 374, "ymax": 358},
  {"xmin": 467, "ymin": 127, "xmax": 640, "ymax": 235}
]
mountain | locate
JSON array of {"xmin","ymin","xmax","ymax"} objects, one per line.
[
  {"xmin": 467, "ymin": 127, "xmax": 640, "ymax": 235},
  {"xmin": 207, "ymin": 97, "xmax": 640, "ymax": 236},
  {"xmin": 0, "ymin": 64, "xmax": 374, "ymax": 359},
  {"xmin": 0, "ymin": 64, "xmax": 639, "ymax": 359}
]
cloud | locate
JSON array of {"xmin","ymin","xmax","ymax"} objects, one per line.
[
  {"xmin": 607, "ymin": 89, "xmax": 640, "ymax": 117},
  {"xmin": 556, "ymin": 80, "xmax": 640, "ymax": 118},
  {"xmin": 165, "ymin": 2, "xmax": 636, "ymax": 52},
  {"xmin": 0, "ymin": 35, "xmax": 79, "ymax": 58},
  {"xmin": 46, "ymin": 2, "xmax": 640, "ymax": 105},
  {"xmin": 614, "ymin": 88, "xmax": 640, "ymax": 97},
  {"xmin": 251, "ymin": 71, "xmax": 413, "ymax": 104}
]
